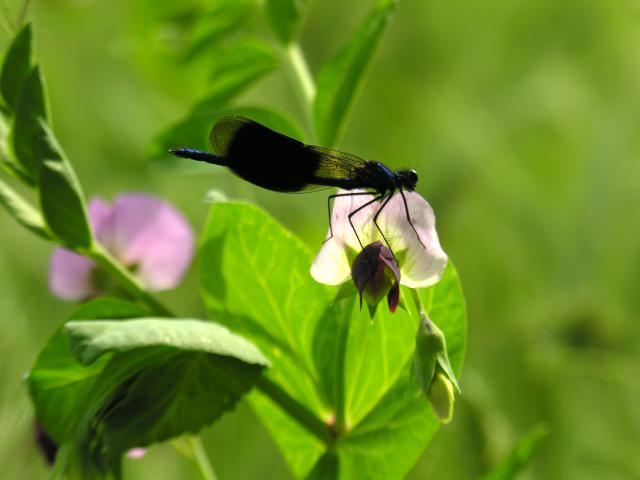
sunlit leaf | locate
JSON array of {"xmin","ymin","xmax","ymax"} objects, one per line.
[
  {"xmin": 200, "ymin": 202, "xmax": 466, "ymax": 478},
  {"xmin": 314, "ymin": 0, "xmax": 397, "ymax": 146},
  {"xmin": 67, "ymin": 318, "xmax": 268, "ymax": 367}
]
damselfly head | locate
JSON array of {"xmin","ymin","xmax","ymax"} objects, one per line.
[{"xmin": 399, "ymin": 169, "xmax": 418, "ymax": 191}]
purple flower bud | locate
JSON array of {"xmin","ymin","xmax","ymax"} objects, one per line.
[
  {"xmin": 49, "ymin": 193, "xmax": 194, "ymax": 301},
  {"xmin": 351, "ymin": 241, "xmax": 401, "ymax": 312}
]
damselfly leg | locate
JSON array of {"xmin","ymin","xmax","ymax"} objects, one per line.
[{"xmin": 325, "ymin": 191, "xmax": 377, "ymax": 243}]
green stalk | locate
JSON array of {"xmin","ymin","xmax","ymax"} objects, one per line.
[
  {"xmin": 255, "ymin": 375, "xmax": 333, "ymax": 446},
  {"xmin": 283, "ymin": 42, "xmax": 317, "ymax": 140},
  {"xmin": 88, "ymin": 243, "xmax": 174, "ymax": 317},
  {"xmin": 410, "ymin": 287, "xmax": 426, "ymax": 317},
  {"xmin": 189, "ymin": 436, "xmax": 218, "ymax": 480}
]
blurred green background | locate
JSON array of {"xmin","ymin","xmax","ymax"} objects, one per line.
[{"xmin": 1, "ymin": 0, "xmax": 639, "ymax": 478}]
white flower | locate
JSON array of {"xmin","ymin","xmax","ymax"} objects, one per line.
[{"xmin": 311, "ymin": 189, "xmax": 448, "ymax": 305}]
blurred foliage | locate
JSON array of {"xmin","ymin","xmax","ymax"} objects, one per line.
[{"xmin": 0, "ymin": 0, "xmax": 639, "ymax": 478}]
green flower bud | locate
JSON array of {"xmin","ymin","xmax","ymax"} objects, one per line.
[
  {"xmin": 413, "ymin": 313, "xmax": 460, "ymax": 423},
  {"xmin": 427, "ymin": 372, "xmax": 455, "ymax": 424}
]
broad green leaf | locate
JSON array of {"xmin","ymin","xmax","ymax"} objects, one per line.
[
  {"xmin": 265, "ymin": 0, "xmax": 308, "ymax": 44},
  {"xmin": 0, "ymin": 23, "xmax": 33, "ymax": 112},
  {"xmin": 481, "ymin": 424, "xmax": 548, "ymax": 480},
  {"xmin": 28, "ymin": 299, "xmax": 150, "ymax": 443},
  {"xmin": 313, "ymin": 0, "xmax": 397, "ymax": 146},
  {"xmin": 65, "ymin": 317, "xmax": 268, "ymax": 452},
  {"xmin": 11, "ymin": 65, "xmax": 48, "ymax": 180},
  {"xmin": 66, "ymin": 318, "xmax": 268, "ymax": 366},
  {"xmin": 201, "ymin": 202, "xmax": 331, "ymax": 475},
  {"xmin": 37, "ymin": 121, "xmax": 92, "ymax": 249},
  {"xmin": 151, "ymin": 106, "xmax": 303, "ymax": 163},
  {"xmin": 200, "ymin": 202, "xmax": 467, "ymax": 479},
  {"xmin": 0, "ymin": 177, "xmax": 49, "ymax": 239},
  {"xmin": 29, "ymin": 299, "xmax": 269, "ymax": 477}
]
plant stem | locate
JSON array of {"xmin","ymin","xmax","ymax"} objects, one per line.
[
  {"xmin": 255, "ymin": 375, "xmax": 333, "ymax": 446},
  {"xmin": 410, "ymin": 288, "xmax": 426, "ymax": 317},
  {"xmin": 284, "ymin": 42, "xmax": 316, "ymax": 139},
  {"xmin": 89, "ymin": 243, "xmax": 174, "ymax": 317},
  {"xmin": 189, "ymin": 436, "xmax": 218, "ymax": 480}
]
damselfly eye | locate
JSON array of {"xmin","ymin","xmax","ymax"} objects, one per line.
[{"xmin": 407, "ymin": 170, "xmax": 418, "ymax": 188}]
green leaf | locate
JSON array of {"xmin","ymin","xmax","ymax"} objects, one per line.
[
  {"xmin": 196, "ymin": 38, "xmax": 279, "ymax": 112},
  {"xmin": 182, "ymin": 0, "xmax": 257, "ymax": 63},
  {"xmin": 37, "ymin": 121, "xmax": 92, "ymax": 249},
  {"xmin": 66, "ymin": 318, "xmax": 269, "ymax": 366},
  {"xmin": 481, "ymin": 424, "xmax": 548, "ymax": 480},
  {"xmin": 265, "ymin": 0, "xmax": 308, "ymax": 44},
  {"xmin": 0, "ymin": 23, "xmax": 33, "ymax": 112},
  {"xmin": 28, "ymin": 299, "xmax": 150, "ymax": 444},
  {"xmin": 313, "ymin": 0, "xmax": 397, "ymax": 146},
  {"xmin": 29, "ymin": 299, "xmax": 269, "ymax": 477},
  {"xmin": 0, "ymin": 113, "xmax": 32, "ymax": 182},
  {"xmin": 64, "ymin": 317, "xmax": 268, "ymax": 452},
  {"xmin": 0, "ymin": 177, "xmax": 49, "ymax": 239},
  {"xmin": 200, "ymin": 202, "xmax": 467, "ymax": 479},
  {"xmin": 11, "ymin": 65, "xmax": 48, "ymax": 180},
  {"xmin": 152, "ymin": 106, "xmax": 304, "ymax": 162}
]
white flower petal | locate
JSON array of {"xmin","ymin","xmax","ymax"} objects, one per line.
[
  {"xmin": 311, "ymin": 189, "xmax": 447, "ymax": 288},
  {"xmin": 326, "ymin": 189, "xmax": 380, "ymax": 250},
  {"xmin": 310, "ymin": 237, "xmax": 351, "ymax": 285},
  {"xmin": 376, "ymin": 191, "xmax": 448, "ymax": 288}
]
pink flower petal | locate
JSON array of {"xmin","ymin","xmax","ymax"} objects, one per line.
[
  {"xmin": 126, "ymin": 447, "xmax": 148, "ymax": 459},
  {"xmin": 104, "ymin": 194, "xmax": 194, "ymax": 291},
  {"xmin": 48, "ymin": 248, "xmax": 96, "ymax": 300},
  {"xmin": 87, "ymin": 197, "xmax": 112, "ymax": 236}
]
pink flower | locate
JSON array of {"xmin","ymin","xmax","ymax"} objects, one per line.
[
  {"xmin": 311, "ymin": 190, "xmax": 448, "ymax": 311},
  {"xmin": 49, "ymin": 193, "xmax": 194, "ymax": 301},
  {"xmin": 126, "ymin": 448, "xmax": 148, "ymax": 459}
]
